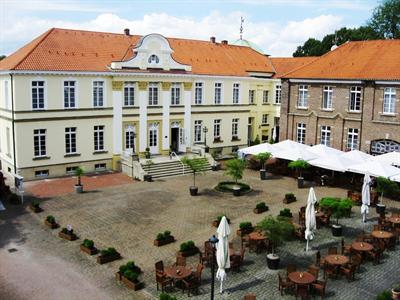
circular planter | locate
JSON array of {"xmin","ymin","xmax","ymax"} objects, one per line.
[
  {"xmin": 189, "ymin": 186, "xmax": 198, "ymax": 196},
  {"xmin": 297, "ymin": 177, "xmax": 304, "ymax": 188},
  {"xmin": 74, "ymin": 184, "xmax": 83, "ymax": 194},
  {"xmin": 331, "ymin": 224, "xmax": 342, "ymax": 236},
  {"xmin": 266, "ymin": 253, "xmax": 280, "ymax": 270},
  {"xmin": 233, "ymin": 186, "xmax": 241, "ymax": 197},
  {"xmin": 376, "ymin": 204, "xmax": 386, "ymax": 215},
  {"xmin": 392, "ymin": 288, "xmax": 400, "ymax": 300},
  {"xmin": 260, "ymin": 169, "xmax": 267, "ymax": 180},
  {"xmin": 215, "ymin": 182, "xmax": 252, "ymax": 195}
]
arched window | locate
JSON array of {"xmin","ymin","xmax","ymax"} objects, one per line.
[
  {"xmin": 148, "ymin": 54, "xmax": 160, "ymax": 64},
  {"xmin": 370, "ymin": 139, "xmax": 400, "ymax": 155}
]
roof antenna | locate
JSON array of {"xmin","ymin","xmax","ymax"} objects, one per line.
[
  {"xmin": 240, "ymin": 17, "xmax": 244, "ymax": 40},
  {"xmin": 331, "ymin": 31, "xmax": 338, "ymax": 51}
]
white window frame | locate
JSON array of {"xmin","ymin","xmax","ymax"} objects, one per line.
[
  {"xmin": 194, "ymin": 120, "xmax": 203, "ymax": 143},
  {"xmin": 275, "ymin": 85, "xmax": 282, "ymax": 104},
  {"xmin": 347, "ymin": 128, "xmax": 359, "ymax": 150},
  {"xmin": 296, "ymin": 123, "xmax": 306, "ymax": 144},
  {"xmin": 125, "ymin": 125, "xmax": 136, "ymax": 151},
  {"xmin": 320, "ymin": 125, "xmax": 331, "ymax": 146},
  {"xmin": 33, "ymin": 129, "xmax": 46, "ymax": 157},
  {"xmin": 31, "ymin": 79, "xmax": 46, "ymax": 110},
  {"xmin": 65, "ymin": 127, "xmax": 77, "ymax": 154},
  {"xmin": 249, "ymin": 90, "xmax": 255, "ymax": 104},
  {"xmin": 92, "ymin": 80, "xmax": 105, "ymax": 107},
  {"xmin": 148, "ymin": 82, "xmax": 159, "ymax": 106},
  {"xmin": 194, "ymin": 82, "xmax": 204, "ymax": 105},
  {"xmin": 214, "ymin": 82, "xmax": 223, "ymax": 104},
  {"xmin": 213, "ymin": 119, "xmax": 221, "ymax": 140},
  {"xmin": 171, "ymin": 83, "xmax": 181, "ymax": 106},
  {"xmin": 233, "ymin": 83, "xmax": 240, "ymax": 104},
  {"xmin": 232, "ymin": 118, "xmax": 239, "ymax": 139},
  {"xmin": 124, "ymin": 82, "xmax": 135, "ymax": 107},
  {"xmin": 322, "ymin": 86, "xmax": 333, "ymax": 110},
  {"xmin": 63, "ymin": 80, "xmax": 77, "ymax": 109},
  {"xmin": 297, "ymin": 85, "xmax": 308, "ymax": 108},
  {"xmin": 94, "ymin": 125, "xmax": 105, "ymax": 151},
  {"xmin": 349, "ymin": 86, "xmax": 362, "ymax": 112},
  {"xmin": 263, "ymin": 90, "xmax": 269, "ymax": 104},
  {"xmin": 262, "ymin": 114, "xmax": 268, "ymax": 125},
  {"xmin": 35, "ymin": 170, "xmax": 49, "ymax": 178},
  {"xmin": 383, "ymin": 87, "xmax": 396, "ymax": 114}
]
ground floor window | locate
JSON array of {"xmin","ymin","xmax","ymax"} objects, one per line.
[
  {"xmin": 194, "ymin": 120, "xmax": 202, "ymax": 143},
  {"xmin": 296, "ymin": 123, "xmax": 306, "ymax": 144},
  {"xmin": 94, "ymin": 125, "xmax": 104, "ymax": 151},
  {"xmin": 371, "ymin": 139, "xmax": 400, "ymax": 155},
  {"xmin": 95, "ymin": 163, "xmax": 106, "ymax": 171},
  {"xmin": 66, "ymin": 166, "xmax": 78, "ymax": 174},
  {"xmin": 125, "ymin": 125, "xmax": 135, "ymax": 151},
  {"xmin": 320, "ymin": 125, "xmax": 331, "ymax": 146},
  {"xmin": 214, "ymin": 119, "xmax": 221, "ymax": 141},
  {"xmin": 347, "ymin": 128, "xmax": 359, "ymax": 151},
  {"xmin": 35, "ymin": 170, "xmax": 49, "ymax": 178},
  {"xmin": 232, "ymin": 118, "xmax": 239, "ymax": 140}
]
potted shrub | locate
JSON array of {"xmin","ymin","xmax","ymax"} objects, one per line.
[
  {"xmin": 237, "ymin": 222, "xmax": 253, "ymax": 236},
  {"xmin": 283, "ymin": 193, "xmax": 296, "ymax": 204},
  {"xmin": 182, "ymin": 156, "xmax": 207, "ymax": 196},
  {"xmin": 259, "ymin": 216, "xmax": 294, "ymax": 270},
  {"xmin": 145, "ymin": 147, "xmax": 151, "ymax": 159},
  {"xmin": 178, "ymin": 241, "xmax": 199, "ymax": 257},
  {"xmin": 254, "ymin": 152, "xmax": 272, "ymax": 180},
  {"xmin": 44, "ymin": 215, "xmax": 58, "ymax": 229},
  {"xmin": 80, "ymin": 239, "xmax": 98, "ymax": 255},
  {"xmin": 160, "ymin": 293, "xmax": 177, "ymax": 300},
  {"xmin": 74, "ymin": 167, "xmax": 84, "ymax": 194},
  {"xmin": 225, "ymin": 158, "xmax": 247, "ymax": 196},
  {"xmin": 117, "ymin": 261, "xmax": 143, "ymax": 290},
  {"xmin": 58, "ymin": 226, "xmax": 78, "ymax": 241},
  {"xmin": 97, "ymin": 247, "xmax": 121, "ymax": 264},
  {"xmin": 143, "ymin": 159, "xmax": 153, "ymax": 182},
  {"xmin": 212, "ymin": 215, "xmax": 231, "ymax": 227},
  {"xmin": 29, "ymin": 200, "xmax": 42, "ymax": 213},
  {"xmin": 278, "ymin": 208, "xmax": 293, "ymax": 219},
  {"xmin": 375, "ymin": 177, "xmax": 400, "ymax": 214},
  {"xmin": 254, "ymin": 202, "xmax": 269, "ymax": 214},
  {"xmin": 153, "ymin": 230, "xmax": 175, "ymax": 246},
  {"xmin": 288, "ymin": 159, "xmax": 310, "ymax": 188},
  {"xmin": 320, "ymin": 197, "xmax": 353, "ymax": 236},
  {"xmin": 392, "ymin": 284, "xmax": 400, "ymax": 300}
]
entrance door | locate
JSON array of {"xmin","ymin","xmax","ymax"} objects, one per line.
[
  {"xmin": 178, "ymin": 128, "xmax": 185, "ymax": 152},
  {"xmin": 171, "ymin": 127, "xmax": 179, "ymax": 153},
  {"xmin": 148, "ymin": 123, "xmax": 159, "ymax": 154}
]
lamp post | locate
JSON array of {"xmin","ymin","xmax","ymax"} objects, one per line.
[
  {"xmin": 203, "ymin": 126, "xmax": 209, "ymax": 153},
  {"xmin": 209, "ymin": 234, "xmax": 219, "ymax": 300}
]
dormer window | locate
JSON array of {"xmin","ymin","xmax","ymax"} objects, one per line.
[{"xmin": 148, "ymin": 54, "xmax": 160, "ymax": 64}]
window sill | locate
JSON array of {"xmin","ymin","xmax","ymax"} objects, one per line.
[
  {"xmin": 231, "ymin": 138, "xmax": 241, "ymax": 142},
  {"xmin": 296, "ymin": 106, "xmax": 309, "ymax": 110},
  {"xmin": 380, "ymin": 112, "xmax": 398, "ymax": 117},
  {"xmin": 261, "ymin": 123, "xmax": 269, "ymax": 126},
  {"xmin": 31, "ymin": 109, "xmax": 46, "ymax": 112},
  {"xmin": 92, "ymin": 106, "xmax": 107, "ymax": 109},
  {"xmin": 64, "ymin": 107, "xmax": 77, "ymax": 110},
  {"xmin": 262, "ymin": 103, "xmax": 270, "ymax": 105},
  {"xmin": 123, "ymin": 105, "xmax": 138, "ymax": 108},
  {"xmin": 64, "ymin": 153, "xmax": 81, "ymax": 158},
  {"xmin": 346, "ymin": 110, "xmax": 362, "ymax": 114},
  {"xmin": 213, "ymin": 139, "xmax": 224, "ymax": 143},
  {"xmin": 148, "ymin": 105, "xmax": 162, "ymax": 108},
  {"xmin": 321, "ymin": 108, "xmax": 334, "ymax": 112},
  {"xmin": 171, "ymin": 105, "xmax": 184, "ymax": 108},
  {"xmin": 249, "ymin": 103, "xmax": 257, "ymax": 105},
  {"xmin": 93, "ymin": 150, "xmax": 108, "ymax": 155},
  {"xmin": 273, "ymin": 103, "xmax": 281, "ymax": 106},
  {"xmin": 33, "ymin": 156, "xmax": 50, "ymax": 160}
]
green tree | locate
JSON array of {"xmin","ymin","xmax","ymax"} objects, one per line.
[
  {"xmin": 368, "ymin": 0, "xmax": 400, "ymax": 39},
  {"xmin": 74, "ymin": 167, "xmax": 84, "ymax": 186},
  {"xmin": 182, "ymin": 156, "xmax": 206, "ymax": 186},
  {"xmin": 0, "ymin": 55, "xmax": 6, "ymax": 61},
  {"xmin": 258, "ymin": 216, "xmax": 294, "ymax": 254},
  {"xmin": 225, "ymin": 158, "xmax": 246, "ymax": 184},
  {"xmin": 293, "ymin": 38, "xmax": 323, "ymax": 57},
  {"xmin": 254, "ymin": 152, "xmax": 271, "ymax": 170},
  {"xmin": 288, "ymin": 159, "xmax": 310, "ymax": 178}
]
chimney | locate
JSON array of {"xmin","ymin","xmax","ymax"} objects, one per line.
[
  {"xmin": 210, "ymin": 36, "xmax": 216, "ymax": 43},
  {"xmin": 221, "ymin": 40, "xmax": 228, "ymax": 45},
  {"xmin": 124, "ymin": 28, "xmax": 130, "ymax": 36}
]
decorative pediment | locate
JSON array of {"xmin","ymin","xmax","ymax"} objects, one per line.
[{"xmin": 111, "ymin": 33, "xmax": 191, "ymax": 72}]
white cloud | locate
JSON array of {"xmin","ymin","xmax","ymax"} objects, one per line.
[{"xmin": 1, "ymin": 12, "xmax": 343, "ymax": 56}]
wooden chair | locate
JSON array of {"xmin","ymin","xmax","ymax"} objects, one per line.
[
  {"xmin": 323, "ymin": 262, "xmax": 336, "ymax": 279},
  {"xmin": 366, "ymin": 247, "xmax": 382, "ymax": 265},
  {"xmin": 319, "ymin": 213, "xmax": 331, "ymax": 227},
  {"xmin": 328, "ymin": 247, "xmax": 337, "ymax": 255},
  {"xmin": 155, "ymin": 260, "xmax": 164, "ymax": 275},
  {"xmin": 278, "ymin": 273, "xmax": 294, "ymax": 296},
  {"xmin": 387, "ymin": 236, "xmax": 396, "ymax": 250},
  {"xmin": 308, "ymin": 265, "xmax": 319, "ymax": 279},
  {"xmin": 182, "ymin": 263, "xmax": 203, "ymax": 296},
  {"xmin": 311, "ymin": 279, "xmax": 327, "ymax": 299},
  {"xmin": 315, "ymin": 251, "xmax": 324, "ymax": 267},
  {"xmin": 341, "ymin": 238, "xmax": 351, "ymax": 255},
  {"xmin": 231, "ymin": 248, "xmax": 245, "ymax": 272},
  {"xmin": 295, "ymin": 284, "xmax": 309, "ymax": 300},
  {"xmin": 340, "ymin": 263, "xmax": 357, "ymax": 282},
  {"xmin": 244, "ymin": 294, "xmax": 256, "ymax": 300},
  {"xmin": 175, "ymin": 256, "xmax": 186, "ymax": 267},
  {"xmin": 286, "ymin": 264, "xmax": 297, "ymax": 276},
  {"xmin": 351, "ymin": 253, "xmax": 362, "ymax": 272},
  {"xmin": 155, "ymin": 261, "xmax": 173, "ymax": 292}
]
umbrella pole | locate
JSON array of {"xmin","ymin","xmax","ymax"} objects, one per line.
[
  {"xmin": 306, "ymin": 238, "xmax": 309, "ymax": 252},
  {"xmin": 220, "ymin": 280, "xmax": 223, "ymax": 294}
]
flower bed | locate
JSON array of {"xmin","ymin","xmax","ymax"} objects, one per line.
[
  {"xmin": 58, "ymin": 228, "xmax": 78, "ymax": 241},
  {"xmin": 178, "ymin": 241, "xmax": 199, "ymax": 257},
  {"xmin": 215, "ymin": 181, "xmax": 251, "ymax": 194},
  {"xmin": 44, "ymin": 215, "xmax": 59, "ymax": 229},
  {"xmin": 116, "ymin": 261, "xmax": 144, "ymax": 290},
  {"xmin": 153, "ymin": 231, "xmax": 175, "ymax": 247}
]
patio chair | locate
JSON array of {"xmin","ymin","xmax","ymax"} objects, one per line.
[
  {"xmin": 295, "ymin": 284, "xmax": 310, "ymax": 300},
  {"xmin": 248, "ymin": 238, "xmax": 259, "ymax": 253},
  {"xmin": 244, "ymin": 294, "xmax": 256, "ymax": 300},
  {"xmin": 155, "ymin": 260, "xmax": 165, "ymax": 275},
  {"xmin": 199, "ymin": 251, "xmax": 212, "ymax": 267},
  {"xmin": 328, "ymin": 247, "xmax": 337, "ymax": 255},
  {"xmin": 351, "ymin": 253, "xmax": 362, "ymax": 272},
  {"xmin": 286, "ymin": 264, "xmax": 297, "ymax": 276},
  {"xmin": 366, "ymin": 247, "xmax": 382, "ymax": 265},
  {"xmin": 155, "ymin": 262, "xmax": 173, "ymax": 292},
  {"xmin": 323, "ymin": 262, "xmax": 336, "ymax": 279},
  {"xmin": 175, "ymin": 256, "xmax": 186, "ymax": 267},
  {"xmin": 278, "ymin": 273, "xmax": 294, "ymax": 296},
  {"xmin": 311, "ymin": 279, "xmax": 327, "ymax": 299},
  {"xmin": 341, "ymin": 238, "xmax": 351, "ymax": 255},
  {"xmin": 319, "ymin": 214, "xmax": 331, "ymax": 227},
  {"xmin": 315, "ymin": 251, "xmax": 325, "ymax": 267},
  {"xmin": 308, "ymin": 265, "xmax": 319, "ymax": 279},
  {"xmin": 340, "ymin": 263, "xmax": 357, "ymax": 282},
  {"xmin": 182, "ymin": 263, "xmax": 203, "ymax": 296},
  {"xmin": 387, "ymin": 236, "xmax": 396, "ymax": 250}
]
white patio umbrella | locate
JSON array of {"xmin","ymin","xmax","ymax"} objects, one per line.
[
  {"xmin": 361, "ymin": 174, "xmax": 371, "ymax": 224},
  {"xmin": 274, "ymin": 147, "xmax": 318, "ymax": 162},
  {"xmin": 309, "ymin": 144, "xmax": 343, "ymax": 157},
  {"xmin": 216, "ymin": 216, "xmax": 231, "ymax": 294},
  {"xmin": 237, "ymin": 142, "xmax": 275, "ymax": 157},
  {"xmin": 305, "ymin": 187, "xmax": 317, "ymax": 251},
  {"xmin": 390, "ymin": 173, "xmax": 400, "ymax": 183},
  {"xmin": 347, "ymin": 160, "xmax": 400, "ymax": 178},
  {"xmin": 373, "ymin": 151, "xmax": 400, "ymax": 167},
  {"xmin": 309, "ymin": 155, "xmax": 356, "ymax": 172},
  {"xmin": 340, "ymin": 150, "xmax": 373, "ymax": 163}
]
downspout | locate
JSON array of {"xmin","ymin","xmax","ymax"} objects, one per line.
[
  {"xmin": 10, "ymin": 74, "xmax": 17, "ymax": 174},
  {"xmin": 285, "ymin": 79, "xmax": 291, "ymax": 139},
  {"xmin": 359, "ymin": 81, "xmax": 366, "ymax": 152}
]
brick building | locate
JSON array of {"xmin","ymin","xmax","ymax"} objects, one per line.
[{"xmin": 279, "ymin": 40, "xmax": 400, "ymax": 154}]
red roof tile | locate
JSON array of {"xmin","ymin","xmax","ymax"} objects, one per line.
[{"xmin": 270, "ymin": 57, "xmax": 318, "ymax": 78}]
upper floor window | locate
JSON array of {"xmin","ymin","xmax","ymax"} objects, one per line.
[
  {"xmin": 194, "ymin": 120, "xmax": 203, "ymax": 143},
  {"xmin": 232, "ymin": 118, "xmax": 239, "ymax": 140},
  {"xmin": 322, "ymin": 86, "xmax": 333, "ymax": 110},
  {"xmin": 34, "ymin": 129, "xmax": 46, "ymax": 157},
  {"xmin": 383, "ymin": 87, "xmax": 396, "ymax": 114},
  {"xmin": 297, "ymin": 85, "xmax": 308, "ymax": 108},
  {"xmin": 94, "ymin": 125, "xmax": 104, "ymax": 151},
  {"xmin": 93, "ymin": 81, "xmax": 104, "ymax": 107},
  {"xmin": 249, "ymin": 90, "xmax": 255, "ymax": 104},
  {"xmin": 124, "ymin": 82, "xmax": 135, "ymax": 106},
  {"xmin": 213, "ymin": 119, "xmax": 221, "ymax": 140},
  {"xmin": 262, "ymin": 114, "xmax": 268, "ymax": 125},
  {"xmin": 64, "ymin": 81, "xmax": 76, "ymax": 108},
  {"xmin": 65, "ymin": 127, "xmax": 77, "ymax": 154},
  {"xmin": 320, "ymin": 125, "xmax": 331, "ymax": 146},
  {"xmin": 275, "ymin": 85, "xmax": 281, "ymax": 104},
  {"xmin": 194, "ymin": 82, "xmax": 203, "ymax": 104},
  {"xmin": 233, "ymin": 83, "xmax": 240, "ymax": 104},
  {"xmin": 171, "ymin": 83, "xmax": 181, "ymax": 105},
  {"xmin": 214, "ymin": 83, "xmax": 222, "ymax": 104},
  {"xmin": 32, "ymin": 81, "xmax": 45, "ymax": 110},
  {"xmin": 347, "ymin": 128, "xmax": 359, "ymax": 151},
  {"xmin": 349, "ymin": 86, "xmax": 362, "ymax": 112},
  {"xmin": 148, "ymin": 54, "xmax": 160, "ymax": 64},
  {"xmin": 296, "ymin": 123, "xmax": 306, "ymax": 144},
  {"xmin": 148, "ymin": 82, "xmax": 159, "ymax": 106},
  {"xmin": 263, "ymin": 90, "xmax": 269, "ymax": 104}
]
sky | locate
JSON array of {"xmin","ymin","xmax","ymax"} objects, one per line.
[{"xmin": 0, "ymin": 0, "xmax": 379, "ymax": 57}]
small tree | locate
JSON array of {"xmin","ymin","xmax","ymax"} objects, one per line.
[
  {"xmin": 376, "ymin": 176, "xmax": 400, "ymax": 202},
  {"xmin": 225, "ymin": 158, "xmax": 246, "ymax": 184},
  {"xmin": 182, "ymin": 156, "xmax": 206, "ymax": 187},
  {"xmin": 288, "ymin": 159, "xmax": 310, "ymax": 178},
  {"xmin": 320, "ymin": 197, "xmax": 352, "ymax": 225},
  {"xmin": 75, "ymin": 167, "xmax": 84, "ymax": 186},
  {"xmin": 258, "ymin": 216, "xmax": 294, "ymax": 254},
  {"xmin": 254, "ymin": 152, "xmax": 272, "ymax": 170}
]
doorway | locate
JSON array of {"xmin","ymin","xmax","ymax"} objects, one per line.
[
  {"xmin": 148, "ymin": 123, "xmax": 159, "ymax": 154},
  {"xmin": 171, "ymin": 127, "xmax": 179, "ymax": 153}
]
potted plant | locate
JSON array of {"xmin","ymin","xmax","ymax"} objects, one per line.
[
  {"xmin": 212, "ymin": 215, "xmax": 231, "ymax": 227},
  {"xmin": 29, "ymin": 200, "xmax": 42, "ymax": 213},
  {"xmin": 117, "ymin": 261, "xmax": 143, "ymax": 290},
  {"xmin": 283, "ymin": 193, "xmax": 296, "ymax": 204},
  {"xmin": 375, "ymin": 177, "xmax": 398, "ymax": 214},
  {"xmin": 237, "ymin": 222, "xmax": 253, "ymax": 236},
  {"xmin": 58, "ymin": 226, "xmax": 78, "ymax": 241},
  {"xmin": 153, "ymin": 230, "xmax": 175, "ymax": 246},
  {"xmin": 392, "ymin": 284, "xmax": 400, "ymax": 300},
  {"xmin": 80, "ymin": 239, "xmax": 98, "ymax": 255},
  {"xmin": 278, "ymin": 208, "xmax": 293, "ymax": 219},
  {"xmin": 145, "ymin": 147, "xmax": 151, "ymax": 159},
  {"xmin": 182, "ymin": 156, "xmax": 207, "ymax": 196},
  {"xmin": 258, "ymin": 216, "xmax": 294, "ymax": 270},
  {"xmin": 254, "ymin": 152, "xmax": 272, "ymax": 180},
  {"xmin": 74, "ymin": 167, "xmax": 84, "ymax": 193},
  {"xmin": 320, "ymin": 197, "xmax": 352, "ymax": 236},
  {"xmin": 44, "ymin": 215, "xmax": 58, "ymax": 229},
  {"xmin": 143, "ymin": 159, "xmax": 153, "ymax": 182},
  {"xmin": 225, "ymin": 158, "xmax": 247, "ymax": 196},
  {"xmin": 97, "ymin": 247, "xmax": 121, "ymax": 264},
  {"xmin": 178, "ymin": 241, "xmax": 199, "ymax": 257},
  {"xmin": 254, "ymin": 202, "xmax": 269, "ymax": 214},
  {"xmin": 288, "ymin": 159, "xmax": 310, "ymax": 188},
  {"xmin": 160, "ymin": 293, "xmax": 177, "ymax": 300}
]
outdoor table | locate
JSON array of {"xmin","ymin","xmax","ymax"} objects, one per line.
[
  {"xmin": 351, "ymin": 241, "xmax": 373, "ymax": 252},
  {"xmin": 164, "ymin": 265, "xmax": 192, "ymax": 281},
  {"xmin": 315, "ymin": 211, "xmax": 324, "ymax": 218},
  {"xmin": 371, "ymin": 230, "xmax": 393, "ymax": 239},
  {"xmin": 388, "ymin": 217, "xmax": 400, "ymax": 227},
  {"xmin": 325, "ymin": 254, "xmax": 349, "ymax": 266},
  {"xmin": 288, "ymin": 271, "xmax": 315, "ymax": 285},
  {"xmin": 249, "ymin": 231, "xmax": 267, "ymax": 241}
]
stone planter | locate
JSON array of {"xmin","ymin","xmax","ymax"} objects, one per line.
[
  {"xmin": 376, "ymin": 204, "xmax": 386, "ymax": 215},
  {"xmin": 297, "ymin": 177, "xmax": 304, "ymax": 188},
  {"xmin": 283, "ymin": 195, "xmax": 296, "ymax": 204},
  {"xmin": 266, "ymin": 253, "xmax": 280, "ymax": 270},
  {"xmin": 331, "ymin": 224, "xmax": 342, "ymax": 237},
  {"xmin": 189, "ymin": 186, "xmax": 198, "ymax": 196},
  {"xmin": 392, "ymin": 288, "xmax": 400, "ymax": 300},
  {"xmin": 178, "ymin": 247, "xmax": 199, "ymax": 257},
  {"xmin": 145, "ymin": 152, "xmax": 151, "ymax": 159},
  {"xmin": 260, "ymin": 169, "xmax": 267, "ymax": 180},
  {"xmin": 233, "ymin": 186, "xmax": 241, "ymax": 196},
  {"xmin": 153, "ymin": 235, "xmax": 175, "ymax": 247},
  {"xmin": 74, "ymin": 184, "xmax": 83, "ymax": 194},
  {"xmin": 80, "ymin": 244, "xmax": 98, "ymax": 255},
  {"xmin": 253, "ymin": 207, "xmax": 268, "ymax": 214},
  {"xmin": 58, "ymin": 231, "xmax": 78, "ymax": 241},
  {"xmin": 44, "ymin": 220, "xmax": 59, "ymax": 229},
  {"xmin": 97, "ymin": 252, "xmax": 121, "ymax": 264},
  {"xmin": 236, "ymin": 228, "xmax": 253, "ymax": 237},
  {"xmin": 29, "ymin": 205, "xmax": 42, "ymax": 213},
  {"xmin": 121, "ymin": 275, "xmax": 144, "ymax": 291}
]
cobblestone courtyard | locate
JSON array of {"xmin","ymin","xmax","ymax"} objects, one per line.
[{"xmin": 1, "ymin": 169, "xmax": 400, "ymax": 300}]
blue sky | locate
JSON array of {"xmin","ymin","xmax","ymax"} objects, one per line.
[{"xmin": 0, "ymin": 0, "xmax": 379, "ymax": 56}]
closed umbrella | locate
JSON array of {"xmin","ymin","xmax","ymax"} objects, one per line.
[
  {"xmin": 305, "ymin": 187, "xmax": 317, "ymax": 251},
  {"xmin": 361, "ymin": 174, "xmax": 371, "ymax": 223},
  {"xmin": 216, "ymin": 216, "xmax": 230, "ymax": 294}
]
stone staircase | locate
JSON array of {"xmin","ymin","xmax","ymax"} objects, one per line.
[{"xmin": 141, "ymin": 157, "xmax": 212, "ymax": 179}]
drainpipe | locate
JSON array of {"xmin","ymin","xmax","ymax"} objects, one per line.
[{"xmin": 10, "ymin": 73, "xmax": 17, "ymax": 175}]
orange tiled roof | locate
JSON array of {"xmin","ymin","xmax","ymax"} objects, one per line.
[
  {"xmin": 0, "ymin": 28, "xmax": 275, "ymax": 77},
  {"xmin": 270, "ymin": 57, "xmax": 318, "ymax": 78},
  {"xmin": 282, "ymin": 40, "xmax": 400, "ymax": 80}
]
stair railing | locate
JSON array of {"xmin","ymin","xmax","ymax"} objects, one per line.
[{"xmin": 171, "ymin": 151, "xmax": 185, "ymax": 175}]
